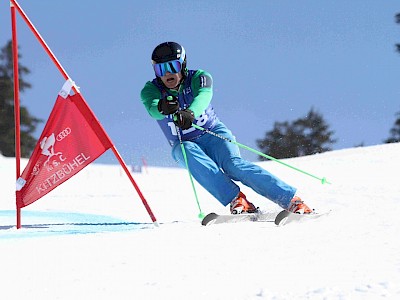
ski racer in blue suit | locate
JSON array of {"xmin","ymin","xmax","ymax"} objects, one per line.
[{"xmin": 140, "ymin": 42, "xmax": 312, "ymax": 215}]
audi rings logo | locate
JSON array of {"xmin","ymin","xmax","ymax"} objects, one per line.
[{"xmin": 56, "ymin": 127, "xmax": 72, "ymax": 141}]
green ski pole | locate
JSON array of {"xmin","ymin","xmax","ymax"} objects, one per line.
[
  {"xmin": 175, "ymin": 121, "xmax": 205, "ymax": 219},
  {"xmin": 192, "ymin": 123, "xmax": 331, "ymax": 185}
]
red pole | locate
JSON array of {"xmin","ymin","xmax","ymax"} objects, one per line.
[
  {"xmin": 10, "ymin": 0, "xmax": 72, "ymax": 87},
  {"xmin": 10, "ymin": 0, "xmax": 158, "ymax": 226},
  {"xmin": 112, "ymin": 148, "xmax": 157, "ymax": 223},
  {"xmin": 11, "ymin": 2, "xmax": 22, "ymax": 229}
]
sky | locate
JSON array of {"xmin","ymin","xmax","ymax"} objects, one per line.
[{"xmin": 1, "ymin": 0, "xmax": 399, "ymax": 167}]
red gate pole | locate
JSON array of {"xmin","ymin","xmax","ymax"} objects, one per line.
[
  {"xmin": 10, "ymin": 0, "xmax": 72, "ymax": 86},
  {"xmin": 10, "ymin": 1, "xmax": 22, "ymax": 229},
  {"xmin": 10, "ymin": 0, "xmax": 158, "ymax": 226}
]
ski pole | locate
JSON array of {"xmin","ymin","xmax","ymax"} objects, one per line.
[
  {"xmin": 175, "ymin": 123, "xmax": 205, "ymax": 219},
  {"xmin": 192, "ymin": 124, "xmax": 331, "ymax": 185}
]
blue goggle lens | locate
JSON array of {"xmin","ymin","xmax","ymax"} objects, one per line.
[{"xmin": 153, "ymin": 60, "xmax": 182, "ymax": 77}]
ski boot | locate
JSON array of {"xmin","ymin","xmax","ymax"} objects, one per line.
[
  {"xmin": 230, "ymin": 192, "xmax": 258, "ymax": 214},
  {"xmin": 287, "ymin": 196, "xmax": 313, "ymax": 214}
]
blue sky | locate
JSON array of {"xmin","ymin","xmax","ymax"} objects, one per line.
[{"xmin": 1, "ymin": 1, "xmax": 399, "ymax": 167}]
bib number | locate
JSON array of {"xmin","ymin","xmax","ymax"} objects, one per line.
[{"xmin": 167, "ymin": 113, "xmax": 208, "ymax": 136}]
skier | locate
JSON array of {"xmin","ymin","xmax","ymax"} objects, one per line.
[{"xmin": 140, "ymin": 41, "xmax": 312, "ymax": 214}]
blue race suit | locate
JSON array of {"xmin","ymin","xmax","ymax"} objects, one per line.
[{"xmin": 141, "ymin": 69, "xmax": 296, "ymax": 208}]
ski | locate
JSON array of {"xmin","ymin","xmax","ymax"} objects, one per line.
[
  {"xmin": 274, "ymin": 209, "xmax": 331, "ymax": 226},
  {"xmin": 201, "ymin": 211, "xmax": 277, "ymax": 226},
  {"xmin": 201, "ymin": 210, "xmax": 331, "ymax": 226}
]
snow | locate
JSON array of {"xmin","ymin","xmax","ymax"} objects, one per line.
[{"xmin": 1, "ymin": 143, "xmax": 400, "ymax": 300}]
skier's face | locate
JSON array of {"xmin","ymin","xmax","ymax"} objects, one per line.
[{"xmin": 160, "ymin": 71, "xmax": 182, "ymax": 90}]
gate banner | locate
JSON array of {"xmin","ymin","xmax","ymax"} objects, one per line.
[{"xmin": 16, "ymin": 90, "xmax": 112, "ymax": 208}]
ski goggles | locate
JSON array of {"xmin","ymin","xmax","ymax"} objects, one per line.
[{"xmin": 153, "ymin": 59, "xmax": 183, "ymax": 77}]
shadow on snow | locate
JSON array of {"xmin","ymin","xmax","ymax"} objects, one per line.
[{"xmin": 0, "ymin": 210, "xmax": 153, "ymax": 239}]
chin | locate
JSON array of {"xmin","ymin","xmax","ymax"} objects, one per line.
[{"xmin": 165, "ymin": 82, "xmax": 177, "ymax": 89}]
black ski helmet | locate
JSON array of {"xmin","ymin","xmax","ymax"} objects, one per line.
[{"xmin": 151, "ymin": 42, "xmax": 187, "ymax": 76}]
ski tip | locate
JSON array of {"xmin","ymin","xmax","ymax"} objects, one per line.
[
  {"xmin": 201, "ymin": 212, "xmax": 218, "ymax": 226},
  {"xmin": 274, "ymin": 210, "xmax": 290, "ymax": 226},
  {"xmin": 274, "ymin": 209, "xmax": 332, "ymax": 226}
]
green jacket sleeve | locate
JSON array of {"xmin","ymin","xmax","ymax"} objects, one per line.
[
  {"xmin": 140, "ymin": 81, "xmax": 165, "ymax": 120},
  {"xmin": 188, "ymin": 70, "xmax": 213, "ymax": 118}
]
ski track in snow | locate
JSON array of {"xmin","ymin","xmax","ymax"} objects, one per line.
[{"xmin": 1, "ymin": 143, "xmax": 400, "ymax": 299}]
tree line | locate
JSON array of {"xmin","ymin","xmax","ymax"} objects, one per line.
[
  {"xmin": 256, "ymin": 108, "xmax": 400, "ymax": 160},
  {"xmin": 1, "ymin": 11, "xmax": 400, "ymax": 159},
  {"xmin": 0, "ymin": 41, "xmax": 41, "ymax": 157},
  {"xmin": 257, "ymin": 12, "xmax": 400, "ymax": 160}
]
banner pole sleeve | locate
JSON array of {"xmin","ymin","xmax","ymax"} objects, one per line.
[{"xmin": 11, "ymin": 1, "xmax": 22, "ymax": 229}]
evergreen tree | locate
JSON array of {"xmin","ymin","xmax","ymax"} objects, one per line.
[
  {"xmin": 384, "ymin": 111, "xmax": 400, "ymax": 143},
  {"xmin": 396, "ymin": 13, "xmax": 400, "ymax": 54},
  {"xmin": 384, "ymin": 14, "xmax": 400, "ymax": 143},
  {"xmin": 256, "ymin": 108, "xmax": 336, "ymax": 160},
  {"xmin": 256, "ymin": 121, "xmax": 302, "ymax": 159},
  {"xmin": 0, "ymin": 40, "xmax": 41, "ymax": 157}
]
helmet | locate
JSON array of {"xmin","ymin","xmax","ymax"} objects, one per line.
[{"xmin": 151, "ymin": 42, "xmax": 187, "ymax": 77}]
